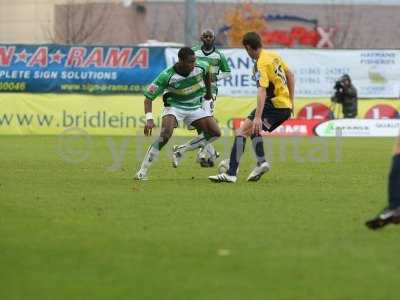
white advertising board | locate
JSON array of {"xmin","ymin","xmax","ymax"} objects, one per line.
[
  {"xmin": 165, "ymin": 48, "xmax": 400, "ymax": 98},
  {"xmin": 315, "ymin": 119, "xmax": 400, "ymax": 137}
]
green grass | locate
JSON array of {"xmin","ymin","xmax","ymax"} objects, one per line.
[{"xmin": 0, "ymin": 136, "xmax": 399, "ymax": 300}]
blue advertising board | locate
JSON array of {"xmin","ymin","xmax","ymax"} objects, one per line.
[{"xmin": 0, "ymin": 45, "xmax": 166, "ymax": 93}]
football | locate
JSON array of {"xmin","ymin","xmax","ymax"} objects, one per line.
[
  {"xmin": 217, "ymin": 159, "xmax": 229, "ymax": 174},
  {"xmin": 217, "ymin": 159, "xmax": 239, "ymax": 174}
]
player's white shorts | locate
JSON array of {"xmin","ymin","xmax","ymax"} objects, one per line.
[
  {"xmin": 187, "ymin": 99, "xmax": 215, "ymax": 130},
  {"xmin": 161, "ymin": 106, "xmax": 212, "ymax": 127},
  {"xmin": 202, "ymin": 99, "xmax": 215, "ymax": 115}
]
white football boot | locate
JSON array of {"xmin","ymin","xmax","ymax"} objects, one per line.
[
  {"xmin": 134, "ymin": 170, "xmax": 148, "ymax": 181},
  {"xmin": 172, "ymin": 145, "xmax": 184, "ymax": 168},
  {"xmin": 208, "ymin": 173, "xmax": 237, "ymax": 183},
  {"xmin": 246, "ymin": 161, "xmax": 270, "ymax": 182}
]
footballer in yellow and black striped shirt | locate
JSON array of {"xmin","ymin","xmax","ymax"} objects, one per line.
[{"xmin": 208, "ymin": 31, "xmax": 295, "ymax": 183}]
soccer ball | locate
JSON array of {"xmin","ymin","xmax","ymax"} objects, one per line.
[
  {"xmin": 197, "ymin": 146, "xmax": 219, "ymax": 168},
  {"xmin": 217, "ymin": 159, "xmax": 229, "ymax": 174},
  {"xmin": 197, "ymin": 150, "xmax": 215, "ymax": 167},
  {"xmin": 217, "ymin": 159, "xmax": 239, "ymax": 174}
]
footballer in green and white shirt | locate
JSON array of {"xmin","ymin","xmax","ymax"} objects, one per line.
[
  {"xmin": 135, "ymin": 47, "xmax": 221, "ymax": 181},
  {"xmin": 192, "ymin": 29, "xmax": 231, "ymax": 99},
  {"xmin": 177, "ymin": 28, "xmax": 232, "ymax": 168},
  {"xmin": 144, "ymin": 58, "xmax": 210, "ymax": 112}
]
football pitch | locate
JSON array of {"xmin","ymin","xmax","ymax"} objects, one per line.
[{"xmin": 1, "ymin": 135, "xmax": 399, "ymax": 300}]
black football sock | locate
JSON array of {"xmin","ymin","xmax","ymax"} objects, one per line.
[
  {"xmin": 227, "ymin": 136, "xmax": 246, "ymax": 176},
  {"xmin": 389, "ymin": 154, "xmax": 400, "ymax": 209},
  {"xmin": 251, "ymin": 134, "xmax": 266, "ymax": 165}
]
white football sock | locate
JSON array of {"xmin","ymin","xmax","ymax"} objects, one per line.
[
  {"xmin": 176, "ymin": 134, "xmax": 217, "ymax": 153},
  {"xmin": 138, "ymin": 145, "xmax": 160, "ymax": 173}
]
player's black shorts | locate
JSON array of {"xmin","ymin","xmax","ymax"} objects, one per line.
[{"xmin": 247, "ymin": 100, "xmax": 291, "ymax": 132}]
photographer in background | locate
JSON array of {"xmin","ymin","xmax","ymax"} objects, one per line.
[{"xmin": 330, "ymin": 74, "xmax": 358, "ymax": 118}]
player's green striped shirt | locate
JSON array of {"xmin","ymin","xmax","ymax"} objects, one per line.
[
  {"xmin": 144, "ymin": 60, "xmax": 210, "ymax": 110},
  {"xmin": 192, "ymin": 45, "xmax": 231, "ymax": 96}
]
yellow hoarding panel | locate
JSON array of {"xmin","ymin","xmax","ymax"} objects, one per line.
[{"xmin": 0, "ymin": 94, "xmax": 399, "ymax": 135}]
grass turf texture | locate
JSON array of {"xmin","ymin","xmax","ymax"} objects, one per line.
[{"xmin": 1, "ymin": 136, "xmax": 399, "ymax": 300}]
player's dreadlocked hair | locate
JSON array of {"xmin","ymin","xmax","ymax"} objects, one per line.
[
  {"xmin": 178, "ymin": 47, "xmax": 195, "ymax": 61},
  {"xmin": 242, "ymin": 32, "xmax": 262, "ymax": 50}
]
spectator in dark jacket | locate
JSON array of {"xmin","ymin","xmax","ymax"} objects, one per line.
[{"xmin": 331, "ymin": 74, "xmax": 358, "ymax": 118}]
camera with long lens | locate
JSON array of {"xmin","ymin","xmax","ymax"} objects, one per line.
[{"xmin": 330, "ymin": 74, "xmax": 358, "ymax": 118}]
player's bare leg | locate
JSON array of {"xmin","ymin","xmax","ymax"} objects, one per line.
[
  {"xmin": 172, "ymin": 117, "xmax": 221, "ymax": 167},
  {"xmin": 197, "ymin": 130, "xmax": 220, "ymax": 167},
  {"xmin": 135, "ymin": 115, "xmax": 177, "ymax": 180},
  {"xmin": 208, "ymin": 120, "xmax": 249, "ymax": 183},
  {"xmin": 209, "ymin": 118, "xmax": 269, "ymax": 183},
  {"xmin": 235, "ymin": 119, "xmax": 270, "ymax": 181},
  {"xmin": 180, "ymin": 128, "xmax": 219, "ymax": 168}
]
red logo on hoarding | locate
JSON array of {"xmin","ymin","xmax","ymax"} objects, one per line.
[
  {"xmin": 265, "ymin": 119, "xmax": 322, "ymax": 136},
  {"xmin": 5, "ymin": 46, "xmax": 150, "ymax": 69},
  {"xmin": 261, "ymin": 26, "xmax": 320, "ymax": 48},
  {"xmin": 297, "ymin": 103, "xmax": 331, "ymax": 120},
  {"xmin": 232, "ymin": 118, "xmax": 321, "ymax": 136},
  {"xmin": 0, "ymin": 46, "xmax": 16, "ymax": 66},
  {"xmin": 65, "ymin": 47, "xmax": 150, "ymax": 68},
  {"xmin": 64, "ymin": 47, "xmax": 150, "ymax": 68},
  {"xmin": 364, "ymin": 104, "xmax": 399, "ymax": 119},
  {"xmin": 220, "ymin": 14, "xmax": 336, "ymax": 48},
  {"xmin": 232, "ymin": 118, "xmax": 245, "ymax": 130},
  {"xmin": 27, "ymin": 47, "xmax": 48, "ymax": 67},
  {"xmin": 105, "ymin": 48, "xmax": 132, "ymax": 68},
  {"xmin": 49, "ymin": 50, "xmax": 65, "ymax": 64},
  {"xmin": 84, "ymin": 47, "xmax": 104, "ymax": 67},
  {"xmin": 14, "ymin": 49, "xmax": 31, "ymax": 64}
]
